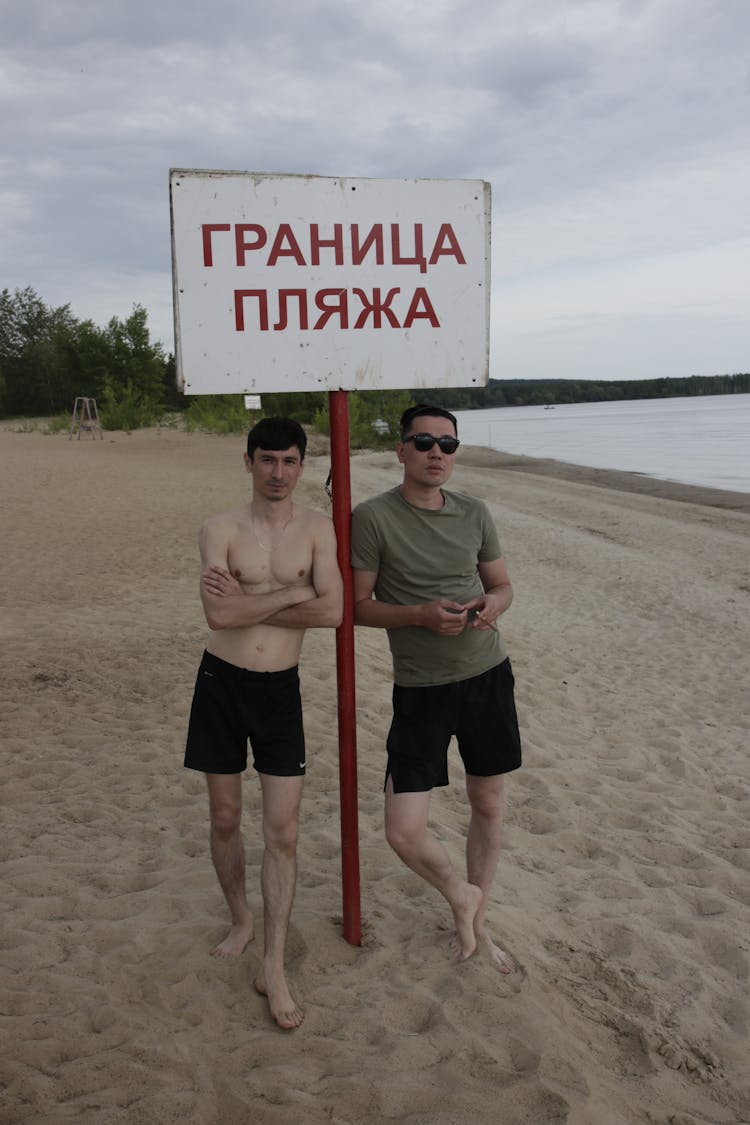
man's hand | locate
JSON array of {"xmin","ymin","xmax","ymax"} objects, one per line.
[
  {"xmin": 202, "ymin": 566, "xmax": 243, "ymax": 598},
  {"xmin": 464, "ymin": 593, "xmax": 502, "ymax": 631},
  {"xmin": 418, "ymin": 599, "xmax": 470, "ymax": 635}
]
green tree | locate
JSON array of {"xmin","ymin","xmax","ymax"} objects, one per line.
[
  {"xmin": 0, "ymin": 288, "xmax": 173, "ymax": 422},
  {"xmin": 95, "ymin": 306, "xmax": 167, "ymax": 409},
  {"xmin": 0, "ymin": 287, "xmax": 80, "ymax": 415}
]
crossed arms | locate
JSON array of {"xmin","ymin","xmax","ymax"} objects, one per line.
[{"xmin": 199, "ymin": 514, "xmax": 343, "ymax": 632}]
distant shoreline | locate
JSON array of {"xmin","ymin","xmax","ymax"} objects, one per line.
[{"xmin": 458, "ymin": 444, "xmax": 750, "ymax": 514}]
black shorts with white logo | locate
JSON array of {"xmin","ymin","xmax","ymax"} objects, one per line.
[
  {"xmin": 385, "ymin": 659, "xmax": 522, "ymax": 793},
  {"xmin": 184, "ymin": 650, "xmax": 305, "ymax": 776}
]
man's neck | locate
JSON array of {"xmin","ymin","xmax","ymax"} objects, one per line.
[
  {"xmin": 398, "ymin": 482, "xmax": 445, "ymax": 510},
  {"xmin": 249, "ymin": 497, "xmax": 295, "ymax": 523}
]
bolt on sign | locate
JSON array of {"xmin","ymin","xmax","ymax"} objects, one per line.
[{"xmin": 169, "ymin": 170, "xmax": 491, "ymax": 395}]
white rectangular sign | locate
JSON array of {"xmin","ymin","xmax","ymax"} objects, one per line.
[{"xmin": 170, "ymin": 170, "xmax": 491, "ymax": 395}]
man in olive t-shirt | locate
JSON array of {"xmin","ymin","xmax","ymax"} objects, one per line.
[{"xmin": 351, "ymin": 404, "xmax": 521, "ymax": 974}]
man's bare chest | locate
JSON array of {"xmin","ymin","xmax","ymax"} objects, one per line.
[{"xmin": 227, "ymin": 526, "xmax": 312, "ymax": 590}]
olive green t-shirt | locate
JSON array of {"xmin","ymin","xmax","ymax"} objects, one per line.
[{"xmin": 350, "ymin": 487, "xmax": 508, "ymax": 686}]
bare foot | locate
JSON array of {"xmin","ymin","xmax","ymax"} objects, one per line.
[
  {"xmin": 255, "ymin": 969, "xmax": 304, "ymax": 1031},
  {"xmin": 477, "ymin": 927, "xmax": 518, "ymax": 975},
  {"xmin": 451, "ymin": 882, "xmax": 483, "ymax": 961},
  {"xmin": 210, "ymin": 914, "xmax": 254, "ymax": 959}
]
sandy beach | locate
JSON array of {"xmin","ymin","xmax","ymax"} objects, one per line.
[{"xmin": 1, "ymin": 423, "xmax": 749, "ymax": 1125}]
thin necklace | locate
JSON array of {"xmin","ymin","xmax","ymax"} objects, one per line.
[{"xmin": 250, "ymin": 510, "xmax": 294, "ymax": 552}]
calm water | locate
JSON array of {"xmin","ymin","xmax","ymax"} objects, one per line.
[{"xmin": 453, "ymin": 394, "xmax": 750, "ymax": 494}]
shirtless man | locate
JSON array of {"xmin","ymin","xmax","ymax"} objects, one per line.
[{"xmin": 184, "ymin": 417, "xmax": 343, "ymax": 1029}]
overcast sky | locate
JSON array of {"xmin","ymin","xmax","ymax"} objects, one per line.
[{"xmin": 2, "ymin": 0, "xmax": 748, "ymax": 382}]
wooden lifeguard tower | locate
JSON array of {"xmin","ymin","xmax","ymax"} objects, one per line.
[{"xmin": 69, "ymin": 397, "xmax": 103, "ymax": 440}]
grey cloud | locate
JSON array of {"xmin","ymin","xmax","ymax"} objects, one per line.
[{"xmin": 1, "ymin": 0, "xmax": 748, "ymax": 378}]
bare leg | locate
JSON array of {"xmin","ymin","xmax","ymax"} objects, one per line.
[
  {"xmin": 253, "ymin": 772, "xmax": 305, "ymax": 1030},
  {"xmin": 465, "ymin": 773, "xmax": 517, "ymax": 974},
  {"xmin": 206, "ymin": 773, "xmax": 255, "ymax": 958},
  {"xmin": 384, "ymin": 777, "xmax": 482, "ymax": 960}
]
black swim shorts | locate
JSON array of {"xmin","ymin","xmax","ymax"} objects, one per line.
[
  {"xmin": 184, "ymin": 650, "xmax": 306, "ymax": 776},
  {"xmin": 385, "ymin": 658, "xmax": 522, "ymax": 793}
]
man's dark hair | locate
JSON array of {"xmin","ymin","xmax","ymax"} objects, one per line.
[
  {"xmin": 247, "ymin": 417, "xmax": 307, "ymax": 461},
  {"xmin": 400, "ymin": 403, "xmax": 458, "ymax": 438}
]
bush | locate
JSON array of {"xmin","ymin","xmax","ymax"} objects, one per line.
[
  {"xmin": 314, "ymin": 389, "xmax": 413, "ymax": 450},
  {"xmin": 182, "ymin": 394, "xmax": 251, "ymax": 434},
  {"xmin": 45, "ymin": 412, "xmax": 73, "ymax": 434},
  {"xmin": 99, "ymin": 377, "xmax": 163, "ymax": 431}
]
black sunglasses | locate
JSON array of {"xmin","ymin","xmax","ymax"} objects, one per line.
[{"xmin": 402, "ymin": 433, "xmax": 460, "ymax": 454}]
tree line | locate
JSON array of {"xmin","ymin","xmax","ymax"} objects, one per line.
[
  {"xmin": 431, "ymin": 373, "xmax": 749, "ymax": 410},
  {"xmin": 1, "ymin": 286, "xmax": 747, "ymax": 439},
  {"xmin": 0, "ymin": 287, "xmax": 178, "ymax": 427}
]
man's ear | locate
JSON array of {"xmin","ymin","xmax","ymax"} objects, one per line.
[
  {"xmin": 243, "ymin": 452, "xmax": 253, "ymax": 472},
  {"xmin": 396, "ymin": 442, "xmax": 406, "ymax": 464}
]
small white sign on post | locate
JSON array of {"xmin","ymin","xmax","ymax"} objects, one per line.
[
  {"xmin": 170, "ymin": 170, "xmax": 491, "ymax": 395},
  {"xmin": 243, "ymin": 394, "xmax": 262, "ymax": 410}
]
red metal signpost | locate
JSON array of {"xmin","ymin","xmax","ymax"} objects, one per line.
[{"xmin": 328, "ymin": 390, "xmax": 361, "ymax": 945}]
